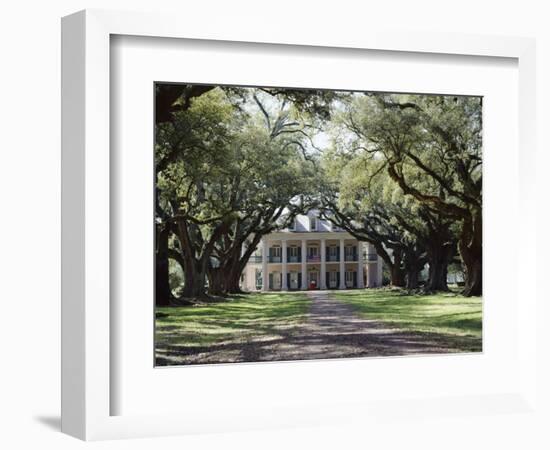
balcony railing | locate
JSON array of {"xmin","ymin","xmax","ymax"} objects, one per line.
[{"xmin": 251, "ymin": 251, "xmax": 378, "ymax": 264}]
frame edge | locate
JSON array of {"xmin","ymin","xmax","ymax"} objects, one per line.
[
  {"xmin": 61, "ymin": 9, "xmax": 87, "ymax": 441},
  {"xmin": 61, "ymin": 8, "xmax": 539, "ymax": 440}
]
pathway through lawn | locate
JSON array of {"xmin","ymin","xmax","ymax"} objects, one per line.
[
  {"xmin": 257, "ymin": 290, "xmax": 469, "ymax": 361},
  {"xmin": 157, "ymin": 290, "xmax": 474, "ymax": 366}
]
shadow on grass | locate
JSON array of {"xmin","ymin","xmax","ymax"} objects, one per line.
[
  {"xmin": 335, "ymin": 288, "xmax": 482, "ymax": 337},
  {"xmin": 156, "ymin": 292, "xmax": 311, "ymax": 350},
  {"xmin": 156, "ymin": 326, "xmax": 482, "ymax": 366},
  {"xmin": 155, "ymin": 290, "xmax": 482, "ymax": 366}
]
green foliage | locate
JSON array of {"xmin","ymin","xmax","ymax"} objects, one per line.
[
  {"xmin": 324, "ymin": 92, "xmax": 481, "ymax": 215},
  {"xmin": 320, "ymin": 92, "xmax": 481, "ymax": 291},
  {"xmin": 157, "ymin": 88, "xmax": 320, "ymax": 261},
  {"xmin": 155, "ymin": 85, "xmax": 482, "ymax": 296}
]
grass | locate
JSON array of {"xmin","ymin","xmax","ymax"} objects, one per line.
[
  {"xmin": 156, "ymin": 288, "xmax": 482, "ymax": 365},
  {"xmin": 155, "ymin": 292, "xmax": 310, "ymax": 360},
  {"xmin": 334, "ymin": 288, "xmax": 482, "ymax": 352}
]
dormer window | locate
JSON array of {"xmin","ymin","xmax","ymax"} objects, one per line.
[
  {"xmin": 310, "ymin": 216, "xmax": 317, "ymax": 231},
  {"xmin": 288, "ymin": 219, "xmax": 296, "ymax": 231}
]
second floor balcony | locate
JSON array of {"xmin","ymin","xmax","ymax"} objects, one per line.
[
  {"xmin": 250, "ymin": 254, "xmax": 305, "ymax": 263},
  {"xmin": 249, "ymin": 247, "xmax": 379, "ymax": 265}
]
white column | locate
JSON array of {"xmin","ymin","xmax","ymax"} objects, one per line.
[
  {"xmin": 357, "ymin": 241, "xmax": 365, "ymax": 288},
  {"xmin": 281, "ymin": 240, "xmax": 288, "ymax": 291},
  {"xmin": 377, "ymin": 254, "xmax": 384, "ymax": 287},
  {"xmin": 262, "ymin": 239, "xmax": 269, "ymax": 292},
  {"xmin": 301, "ymin": 239, "xmax": 307, "ymax": 290},
  {"xmin": 320, "ymin": 238, "xmax": 327, "ymax": 289},
  {"xmin": 366, "ymin": 243, "xmax": 377, "ymax": 288},
  {"xmin": 339, "ymin": 238, "xmax": 346, "ymax": 289}
]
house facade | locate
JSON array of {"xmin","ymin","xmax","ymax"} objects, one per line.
[{"xmin": 242, "ymin": 211, "xmax": 384, "ymax": 291}]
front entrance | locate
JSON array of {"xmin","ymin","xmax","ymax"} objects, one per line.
[{"xmin": 308, "ymin": 270, "xmax": 319, "ymax": 289}]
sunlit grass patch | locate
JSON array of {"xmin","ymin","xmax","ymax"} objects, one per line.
[
  {"xmin": 155, "ymin": 293, "xmax": 310, "ymax": 350},
  {"xmin": 334, "ymin": 288, "xmax": 482, "ymax": 351}
]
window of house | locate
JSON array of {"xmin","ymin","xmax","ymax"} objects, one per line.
[
  {"xmin": 345, "ymin": 271, "xmax": 354, "ymax": 286},
  {"xmin": 270, "ymin": 246, "xmax": 281, "ymax": 262},
  {"xmin": 308, "ymin": 246, "xmax": 318, "ymax": 257},
  {"xmin": 309, "ymin": 216, "xmax": 317, "ymax": 231},
  {"xmin": 289, "ymin": 246, "xmax": 299, "ymax": 257},
  {"xmin": 345, "ymin": 245, "xmax": 355, "ymax": 260},
  {"xmin": 329, "ymin": 271, "xmax": 338, "ymax": 288}
]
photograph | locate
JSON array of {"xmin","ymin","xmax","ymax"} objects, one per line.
[{"xmin": 154, "ymin": 83, "xmax": 483, "ymax": 366}]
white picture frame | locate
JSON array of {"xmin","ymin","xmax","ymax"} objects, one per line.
[{"xmin": 61, "ymin": 9, "xmax": 537, "ymax": 441}]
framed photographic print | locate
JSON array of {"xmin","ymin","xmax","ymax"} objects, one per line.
[
  {"xmin": 152, "ymin": 82, "xmax": 483, "ymax": 368},
  {"xmin": 62, "ymin": 9, "xmax": 538, "ymax": 441}
]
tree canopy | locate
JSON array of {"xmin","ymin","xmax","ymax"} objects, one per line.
[
  {"xmin": 321, "ymin": 93, "xmax": 482, "ymax": 295},
  {"xmin": 156, "ymin": 87, "xmax": 320, "ymax": 300},
  {"xmin": 155, "ymin": 84, "xmax": 483, "ymax": 303}
]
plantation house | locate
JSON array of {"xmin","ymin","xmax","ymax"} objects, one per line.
[{"xmin": 242, "ymin": 211, "xmax": 384, "ymax": 291}]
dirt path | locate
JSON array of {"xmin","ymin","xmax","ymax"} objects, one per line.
[
  {"xmin": 158, "ymin": 291, "xmax": 464, "ymax": 366},
  {"xmin": 251, "ymin": 290, "xmax": 459, "ymax": 362}
]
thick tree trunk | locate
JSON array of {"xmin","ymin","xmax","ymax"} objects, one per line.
[
  {"xmin": 459, "ymin": 209, "xmax": 482, "ymax": 297},
  {"xmin": 207, "ymin": 267, "xmax": 226, "ymax": 296},
  {"xmin": 225, "ymin": 264, "xmax": 245, "ymax": 294},
  {"xmin": 425, "ymin": 244, "xmax": 452, "ymax": 292},
  {"xmin": 390, "ymin": 266, "xmax": 406, "ymax": 287},
  {"xmin": 226, "ymin": 276, "xmax": 243, "ymax": 293},
  {"xmin": 155, "ymin": 224, "xmax": 172, "ymax": 306},
  {"xmin": 405, "ymin": 267, "xmax": 420, "ymax": 289},
  {"xmin": 403, "ymin": 248, "xmax": 426, "ymax": 291},
  {"xmin": 177, "ymin": 220, "xmax": 224, "ymax": 298},
  {"xmin": 181, "ymin": 261, "xmax": 209, "ymax": 298},
  {"xmin": 463, "ymin": 257, "xmax": 482, "ymax": 297},
  {"xmin": 426, "ymin": 261, "xmax": 449, "ymax": 292},
  {"xmin": 219, "ymin": 249, "xmax": 242, "ymax": 294},
  {"xmin": 176, "ymin": 220, "xmax": 213, "ymax": 300},
  {"xmin": 385, "ymin": 248, "xmax": 405, "ymax": 287},
  {"xmin": 221, "ymin": 236, "xmax": 262, "ymax": 294}
]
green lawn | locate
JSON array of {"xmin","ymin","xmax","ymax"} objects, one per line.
[
  {"xmin": 155, "ymin": 292, "xmax": 310, "ymax": 359},
  {"xmin": 334, "ymin": 288, "xmax": 482, "ymax": 352}
]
